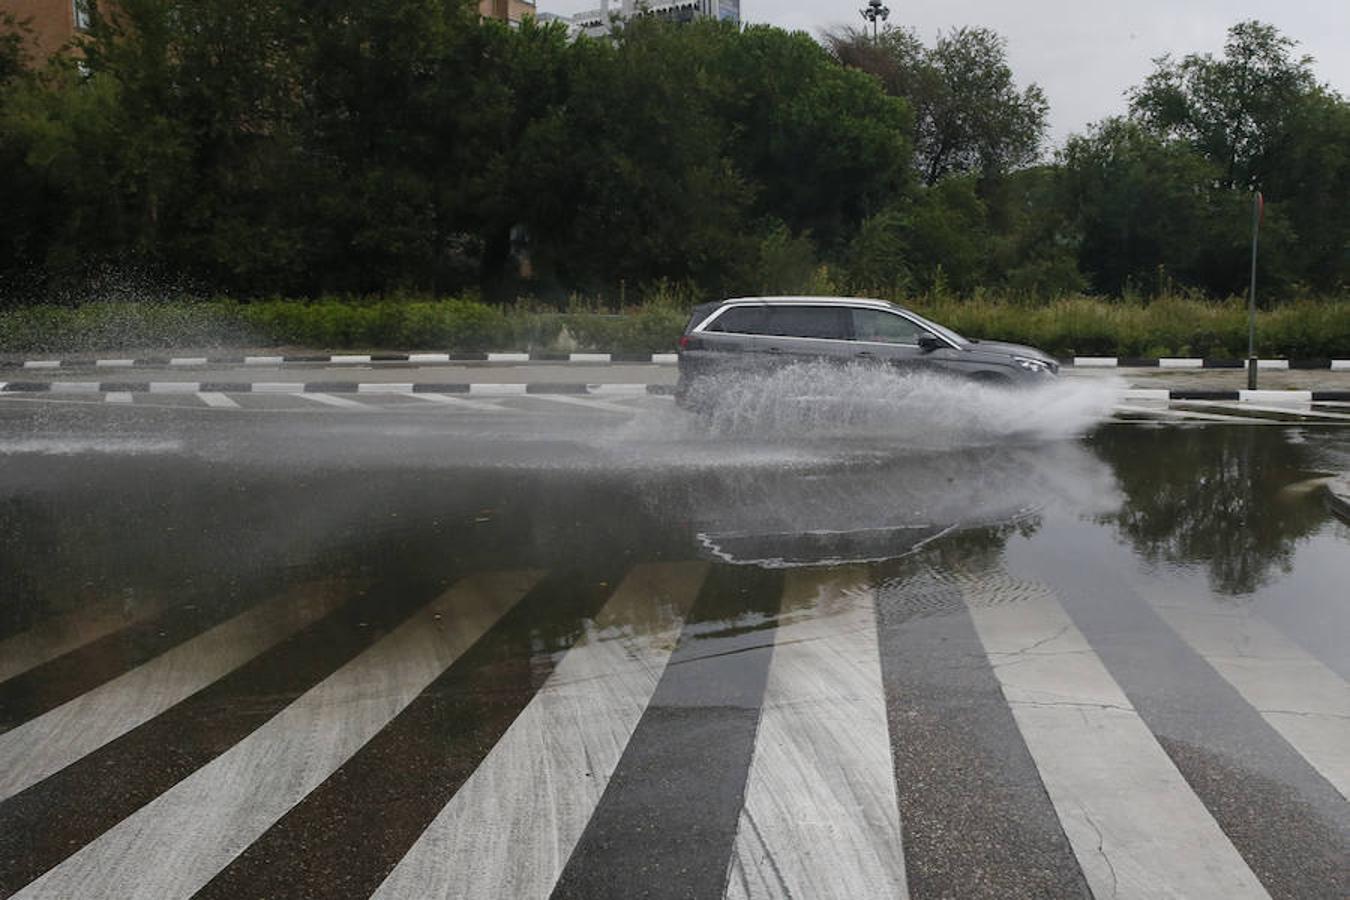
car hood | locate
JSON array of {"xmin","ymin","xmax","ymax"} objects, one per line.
[{"xmin": 963, "ymin": 339, "xmax": 1057, "ymax": 364}]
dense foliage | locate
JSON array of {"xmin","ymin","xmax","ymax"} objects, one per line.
[{"xmin": 0, "ymin": 6, "xmax": 1345, "ymax": 307}]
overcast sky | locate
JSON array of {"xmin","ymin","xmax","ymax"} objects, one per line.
[{"xmin": 541, "ymin": 1, "xmax": 1350, "ymax": 150}]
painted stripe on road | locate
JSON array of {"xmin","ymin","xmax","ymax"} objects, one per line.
[
  {"xmin": 251, "ymin": 382, "xmax": 305, "ymax": 393},
  {"xmin": 104, "ymin": 392, "xmax": 133, "ymax": 404},
  {"xmin": 14, "ymin": 571, "xmax": 541, "ymax": 900},
  {"xmin": 589, "ymin": 383, "xmax": 650, "ymax": 396},
  {"xmin": 147, "ymin": 381, "xmax": 201, "ymax": 394},
  {"xmin": 373, "ymin": 562, "xmax": 706, "ymax": 900},
  {"xmin": 195, "ymin": 570, "xmax": 617, "ymax": 900},
  {"xmin": 410, "ymin": 393, "xmax": 509, "ymax": 412},
  {"xmin": 1146, "ymin": 593, "xmax": 1350, "ymax": 799},
  {"xmin": 356, "ymin": 382, "xmax": 415, "ymax": 394},
  {"xmin": 552, "ymin": 566, "xmax": 784, "ymax": 900},
  {"xmin": 298, "ymin": 392, "xmax": 371, "ymax": 409},
  {"xmin": 524, "ymin": 394, "xmax": 639, "ymax": 415},
  {"xmin": 469, "ymin": 382, "xmax": 529, "ymax": 395},
  {"xmin": 0, "ymin": 584, "xmax": 345, "ymax": 803},
  {"xmin": 960, "ymin": 573, "xmax": 1269, "ymax": 900},
  {"xmin": 23, "ymin": 361, "xmax": 60, "ymax": 369},
  {"xmin": 0, "ymin": 595, "xmax": 170, "ymax": 685},
  {"xmin": 726, "ymin": 570, "xmax": 907, "ymax": 900},
  {"xmin": 94, "ymin": 359, "xmax": 134, "ymax": 368},
  {"xmin": 196, "ymin": 392, "xmax": 239, "ymax": 408}
]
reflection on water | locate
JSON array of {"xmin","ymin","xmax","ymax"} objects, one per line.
[{"xmin": 1088, "ymin": 427, "xmax": 1330, "ymax": 595}]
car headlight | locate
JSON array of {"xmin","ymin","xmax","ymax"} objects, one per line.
[{"xmin": 1014, "ymin": 356, "xmax": 1054, "ymax": 374}]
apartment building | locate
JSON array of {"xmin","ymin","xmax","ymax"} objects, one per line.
[
  {"xmin": 3, "ymin": 0, "xmax": 90, "ymax": 59},
  {"xmin": 569, "ymin": 1, "xmax": 738, "ymax": 40},
  {"xmin": 478, "ymin": 0, "xmax": 537, "ymax": 27}
]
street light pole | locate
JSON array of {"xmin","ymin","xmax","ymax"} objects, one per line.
[
  {"xmin": 1247, "ymin": 191, "xmax": 1263, "ymax": 391},
  {"xmin": 861, "ymin": 0, "xmax": 889, "ymax": 40}
]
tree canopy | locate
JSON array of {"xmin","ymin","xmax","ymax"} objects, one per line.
[{"xmin": 0, "ymin": 10, "xmax": 1344, "ymax": 305}]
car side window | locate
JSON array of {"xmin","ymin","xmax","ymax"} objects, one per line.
[
  {"xmin": 765, "ymin": 306, "xmax": 850, "ymax": 340},
  {"xmin": 851, "ymin": 309, "xmax": 924, "ymax": 344},
  {"xmin": 706, "ymin": 306, "xmax": 771, "ymax": 335}
]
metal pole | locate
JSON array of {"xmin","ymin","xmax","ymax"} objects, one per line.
[{"xmin": 1246, "ymin": 191, "xmax": 1262, "ymax": 391}]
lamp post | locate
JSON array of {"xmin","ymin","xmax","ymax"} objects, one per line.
[{"xmin": 861, "ymin": 0, "xmax": 889, "ymax": 40}]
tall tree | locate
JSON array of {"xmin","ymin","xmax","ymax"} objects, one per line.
[
  {"xmin": 1130, "ymin": 20, "xmax": 1319, "ymax": 191},
  {"xmin": 826, "ymin": 25, "xmax": 1047, "ymax": 185}
]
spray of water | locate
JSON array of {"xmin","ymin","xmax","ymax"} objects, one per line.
[{"xmin": 616, "ymin": 362, "xmax": 1124, "ymax": 452}]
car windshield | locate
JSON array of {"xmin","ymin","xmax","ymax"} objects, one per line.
[{"xmin": 903, "ymin": 310, "xmax": 967, "ymax": 346}]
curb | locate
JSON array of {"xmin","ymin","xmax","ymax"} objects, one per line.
[
  {"xmin": 0, "ymin": 352, "xmax": 679, "ymax": 369},
  {"xmin": 2, "ymin": 383, "xmax": 1348, "ymax": 402},
  {"xmin": 0, "ymin": 381, "xmax": 678, "ymax": 396},
  {"xmin": 2, "ymin": 354, "xmax": 1348, "ymax": 371}
]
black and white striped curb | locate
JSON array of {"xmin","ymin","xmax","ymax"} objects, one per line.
[
  {"xmin": 3, "ymin": 382, "xmax": 1350, "ymax": 402},
  {"xmin": 3, "ymin": 354, "xmax": 1348, "ymax": 370},
  {"xmin": 0, "ymin": 381, "xmax": 676, "ymax": 396},
  {"xmin": 0, "ymin": 352, "xmax": 680, "ymax": 369}
]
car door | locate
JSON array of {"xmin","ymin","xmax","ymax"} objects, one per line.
[
  {"xmin": 848, "ymin": 308, "xmax": 936, "ymax": 372},
  {"xmin": 758, "ymin": 305, "xmax": 853, "ymax": 367},
  {"xmin": 692, "ymin": 303, "xmax": 775, "ymax": 377}
]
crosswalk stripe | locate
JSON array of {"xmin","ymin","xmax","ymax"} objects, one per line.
[
  {"xmin": 14, "ymin": 571, "xmax": 542, "ymax": 900},
  {"xmin": 960, "ymin": 573, "xmax": 1270, "ymax": 900},
  {"xmin": 409, "ymin": 392, "xmax": 509, "ymax": 412},
  {"xmin": 372, "ymin": 562, "xmax": 707, "ymax": 900},
  {"xmin": 1113, "ymin": 403, "xmax": 1271, "ymax": 423},
  {"xmin": 551, "ymin": 567, "xmax": 785, "ymax": 900},
  {"xmin": 0, "ymin": 595, "xmax": 170, "ymax": 685},
  {"xmin": 726, "ymin": 569, "xmax": 907, "ymax": 900},
  {"xmin": 0, "ymin": 583, "xmax": 347, "ymax": 803},
  {"xmin": 1145, "ymin": 590, "xmax": 1350, "ymax": 799},
  {"xmin": 297, "ymin": 392, "xmax": 371, "ymax": 409},
  {"xmin": 196, "ymin": 392, "xmax": 239, "ymax": 408},
  {"xmin": 524, "ymin": 394, "xmax": 641, "ymax": 415},
  {"xmin": 104, "ymin": 392, "xmax": 133, "ymax": 404}
]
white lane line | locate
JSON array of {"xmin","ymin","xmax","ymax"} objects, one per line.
[
  {"xmin": 726, "ymin": 569, "xmax": 907, "ymax": 900},
  {"xmin": 1238, "ymin": 390, "xmax": 1314, "ymax": 403},
  {"xmin": 0, "ymin": 594, "xmax": 171, "ymax": 684},
  {"xmin": 1113, "ymin": 404, "xmax": 1269, "ymax": 423},
  {"xmin": 469, "ymin": 383, "xmax": 528, "ymax": 396},
  {"xmin": 373, "ymin": 562, "xmax": 707, "ymax": 900},
  {"xmin": 297, "ymin": 392, "xmax": 372, "ymax": 410},
  {"xmin": 104, "ymin": 392, "xmax": 134, "ymax": 404},
  {"xmin": 0, "ymin": 583, "xmax": 350, "ymax": 803},
  {"xmin": 961, "ymin": 573, "xmax": 1269, "ymax": 900},
  {"xmin": 196, "ymin": 392, "xmax": 240, "ymax": 409},
  {"xmin": 1212, "ymin": 403, "xmax": 1350, "ymax": 422},
  {"xmin": 409, "ymin": 393, "xmax": 510, "ymax": 412},
  {"xmin": 95, "ymin": 359, "xmax": 135, "ymax": 368},
  {"xmin": 589, "ymin": 383, "xmax": 650, "ymax": 396},
  {"xmin": 23, "ymin": 361, "xmax": 60, "ymax": 369},
  {"xmin": 523, "ymin": 394, "xmax": 640, "ymax": 415},
  {"xmin": 1145, "ymin": 591, "xmax": 1349, "ymax": 799},
  {"xmin": 16, "ymin": 571, "xmax": 543, "ymax": 900}
]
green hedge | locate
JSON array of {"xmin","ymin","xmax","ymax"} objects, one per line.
[{"xmin": 0, "ymin": 295, "xmax": 1346, "ymax": 357}]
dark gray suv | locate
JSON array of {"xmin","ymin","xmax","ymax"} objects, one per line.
[{"xmin": 675, "ymin": 296, "xmax": 1058, "ymax": 404}]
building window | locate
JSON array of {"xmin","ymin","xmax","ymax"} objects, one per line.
[{"xmin": 73, "ymin": 0, "xmax": 92, "ymax": 31}]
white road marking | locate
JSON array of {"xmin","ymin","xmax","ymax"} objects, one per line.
[
  {"xmin": 373, "ymin": 562, "xmax": 706, "ymax": 900},
  {"xmin": 0, "ymin": 582, "xmax": 349, "ymax": 803},
  {"xmin": 95, "ymin": 359, "xmax": 135, "ymax": 368},
  {"xmin": 469, "ymin": 383, "xmax": 529, "ymax": 396},
  {"xmin": 1213, "ymin": 403, "xmax": 1350, "ymax": 421},
  {"xmin": 589, "ymin": 383, "xmax": 650, "ymax": 396},
  {"xmin": 197, "ymin": 392, "xmax": 240, "ymax": 408},
  {"xmin": 23, "ymin": 361, "xmax": 60, "ymax": 369},
  {"xmin": 1145, "ymin": 590, "xmax": 1350, "ymax": 799},
  {"xmin": 251, "ymin": 382, "xmax": 305, "ymax": 393},
  {"xmin": 297, "ymin": 392, "xmax": 371, "ymax": 410},
  {"xmin": 523, "ymin": 394, "xmax": 639, "ymax": 415},
  {"xmin": 104, "ymin": 392, "xmax": 134, "ymax": 404},
  {"xmin": 0, "ymin": 594, "xmax": 171, "ymax": 684},
  {"xmin": 961, "ymin": 573, "xmax": 1269, "ymax": 900},
  {"xmin": 16, "ymin": 571, "xmax": 542, "ymax": 900},
  {"xmin": 1113, "ymin": 404, "xmax": 1269, "ymax": 423},
  {"xmin": 1238, "ymin": 390, "xmax": 1314, "ymax": 403},
  {"xmin": 356, "ymin": 383, "xmax": 414, "ymax": 394},
  {"xmin": 409, "ymin": 393, "xmax": 510, "ymax": 412},
  {"xmin": 147, "ymin": 382, "xmax": 201, "ymax": 394},
  {"xmin": 726, "ymin": 569, "xmax": 907, "ymax": 900}
]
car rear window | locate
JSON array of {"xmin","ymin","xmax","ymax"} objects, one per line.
[{"xmin": 706, "ymin": 306, "xmax": 772, "ymax": 335}]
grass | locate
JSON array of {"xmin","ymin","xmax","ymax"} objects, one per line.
[{"xmin": 0, "ymin": 294, "xmax": 1346, "ymax": 358}]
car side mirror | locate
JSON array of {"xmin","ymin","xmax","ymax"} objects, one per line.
[{"xmin": 917, "ymin": 333, "xmax": 942, "ymax": 353}]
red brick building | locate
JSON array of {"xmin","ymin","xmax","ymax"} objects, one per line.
[{"xmin": 3, "ymin": 0, "xmax": 89, "ymax": 59}]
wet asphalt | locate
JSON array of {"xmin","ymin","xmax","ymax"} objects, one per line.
[{"xmin": 0, "ymin": 387, "xmax": 1347, "ymax": 899}]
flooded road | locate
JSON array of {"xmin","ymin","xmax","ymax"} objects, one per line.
[{"xmin": 0, "ymin": 392, "xmax": 1347, "ymax": 899}]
